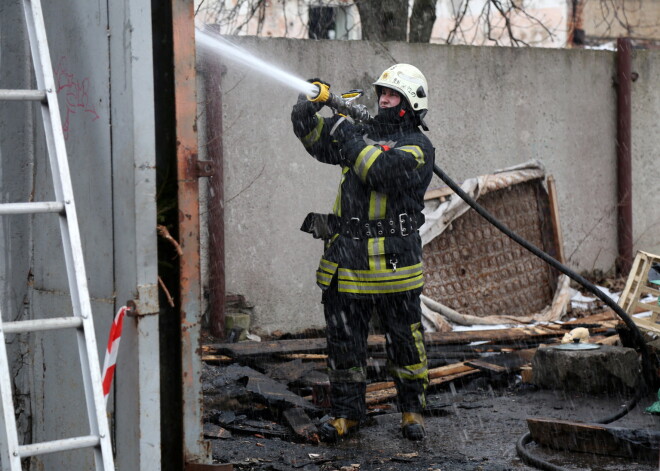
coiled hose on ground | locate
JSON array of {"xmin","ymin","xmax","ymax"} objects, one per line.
[{"xmin": 431, "ymin": 163, "xmax": 655, "ymax": 471}]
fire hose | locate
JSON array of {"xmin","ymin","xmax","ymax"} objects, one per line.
[{"xmin": 307, "ymin": 83, "xmax": 655, "ymax": 470}]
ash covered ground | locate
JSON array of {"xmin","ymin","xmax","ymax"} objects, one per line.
[{"xmin": 202, "ymin": 361, "xmax": 659, "ymax": 471}]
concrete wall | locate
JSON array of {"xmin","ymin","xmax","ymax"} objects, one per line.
[
  {"xmin": 0, "ymin": 0, "xmax": 34, "ymax": 447},
  {"xmin": 0, "ymin": 1, "xmax": 160, "ymax": 470},
  {"xmin": 208, "ymin": 37, "xmax": 660, "ymax": 336}
]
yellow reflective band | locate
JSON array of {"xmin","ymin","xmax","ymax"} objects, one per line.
[
  {"xmin": 333, "ymin": 166, "xmax": 350, "ymax": 216},
  {"xmin": 369, "ymin": 191, "xmax": 387, "ymax": 219},
  {"xmin": 317, "ymin": 258, "xmax": 338, "ymax": 287},
  {"xmin": 398, "ymin": 145, "xmax": 425, "ymax": 168},
  {"xmin": 338, "ymin": 273, "xmax": 424, "ymax": 294},
  {"xmin": 301, "ymin": 115, "xmax": 324, "ymax": 147},
  {"xmin": 316, "ymin": 270, "xmax": 333, "ymax": 286},
  {"xmin": 353, "ymin": 145, "xmax": 381, "ymax": 182},
  {"xmin": 389, "ymin": 362, "xmax": 428, "ymax": 381},
  {"xmin": 411, "ymin": 322, "xmax": 427, "ymax": 365},
  {"xmin": 319, "ymin": 258, "xmax": 338, "ymax": 273},
  {"xmin": 367, "ymin": 237, "xmax": 386, "ymax": 270},
  {"xmin": 339, "ymin": 263, "xmax": 422, "ymax": 281}
]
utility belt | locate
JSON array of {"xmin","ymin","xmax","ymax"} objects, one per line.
[{"xmin": 300, "ymin": 212, "xmax": 424, "ymax": 240}]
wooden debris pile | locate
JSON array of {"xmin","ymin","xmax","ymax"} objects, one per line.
[{"xmin": 201, "ymin": 309, "xmax": 624, "ymax": 445}]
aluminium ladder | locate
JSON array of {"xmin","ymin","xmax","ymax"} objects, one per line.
[{"xmin": 0, "ymin": 0, "xmax": 115, "ymax": 470}]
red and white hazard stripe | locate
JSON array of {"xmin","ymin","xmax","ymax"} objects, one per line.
[{"xmin": 101, "ymin": 306, "xmax": 128, "ymax": 404}]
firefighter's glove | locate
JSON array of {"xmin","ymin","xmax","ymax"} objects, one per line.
[
  {"xmin": 292, "ymin": 78, "xmax": 329, "ymax": 115},
  {"xmin": 300, "ymin": 212, "xmax": 335, "ymax": 240},
  {"xmin": 332, "ymin": 118, "xmax": 361, "ymax": 165},
  {"xmin": 291, "ymin": 78, "xmax": 329, "ymax": 137}
]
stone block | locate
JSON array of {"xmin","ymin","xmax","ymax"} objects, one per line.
[{"xmin": 531, "ymin": 345, "xmax": 641, "ymax": 394}]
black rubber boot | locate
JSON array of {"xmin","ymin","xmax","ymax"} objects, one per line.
[
  {"xmin": 401, "ymin": 412, "xmax": 426, "ymax": 441},
  {"xmin": 318, "ymin": 418, "xmax": 359, "ymax": 443}
]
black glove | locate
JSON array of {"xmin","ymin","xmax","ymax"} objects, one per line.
[
  {"xmin": 331, "ymin": 118, "xmax": 363, "ymax": 165},
  {"xmin": 331, "ymin": 117, "xmax": 357, "ymax": 143},
  {"xmin": 300, "ymin": 212, "xmax": 337, "ymax": 240},
  {"xmin": 291, "ymin": 78, "xmax": 331, "ymax": 134},
  {"xmin": 293, "ymin": 78, "xmax": 329, "ymax": 113},
  {"xmin": 308, "ymin": 78, "xmax": 330, "ymax": 99}
]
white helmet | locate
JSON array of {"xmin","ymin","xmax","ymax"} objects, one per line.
[{"xmin": 373, "ymin": 64, "xmax": 428, "ymax": 112}]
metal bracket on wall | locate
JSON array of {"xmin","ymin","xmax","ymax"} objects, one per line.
[
  {"xmin": 126, "ymin": 283, "xmax": 160, "ymax": 317},
  {"xmin": 195, "ymin": 159, "xmax": 215, "ymax": 178}
]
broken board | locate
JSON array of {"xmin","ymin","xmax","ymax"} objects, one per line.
[
  {"xmin": 527, "ymin": 417, "xmax": 660, "ymax": 462},
  {"xmin": 220, "ymin": 364, "xmax": 318, "ymax": 413},
  {"xmin": 465, "ymin": 348, "xmax": 536, "ymax": 374},
  {"xmin": 283, "ymin": 407, "xmax": 319, "ymax": 443},
  {"xmin": 207, "ymin": 325, "xmax": 567, "ymax": 359}
]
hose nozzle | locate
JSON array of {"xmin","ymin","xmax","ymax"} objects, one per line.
[
  {"xmin": 308, "ymin": 81, "xmax": 330, "ymax": 103},
  {"xmin": 306, "ymin": 82, "xmax": 372, "ymax": 123}
]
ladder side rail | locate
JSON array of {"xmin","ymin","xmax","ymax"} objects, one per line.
[
  {"xmin": 0, "ymin": 311, "xmax": 25, "ymax": 470},
  {"xmin": 23, "ymin": 1, "xmax": 114, "ymax": 470}
]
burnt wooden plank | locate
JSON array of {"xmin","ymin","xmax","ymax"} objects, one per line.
[
  {"xmin": 366, "ymin": 369, "xmax": 479, "ymax": 405},
  {"xmin": 283, "ymin": 407, "xmax": 319, "ymax": 443},
  {"xmin": 464, "ymin": 359, "xmax": 508, "ymax": 374},
  {"xmin": 222, "ymin": 364, "xmax": 318, "ymax": 413},
  {"xmin": 206, "ymin": 326, "xmax": 565, "ymax": 359},
  {"xmin": 365, "ymin": 362, "xmax": 476, "ymax": 393},
  {"xmin": 186, "ymin": 464, "xmax": 233, "ymax": 471},
  {"xmin": 203, "ymin": 422, "xmax": 232, "ymax": 439},
  {"xmin": 208, "ymin": 338, "xmax": 328, "ymax": 357},
  {"xmin": 527, "ymin": 417, "xmax": 660, "ymax": 462},
  {"xmin": 563, "ymin": 310, "xmax": 619, "ymax": 327},
  {"xmin": 465, "ymin": 349, "xmax": 536, "ymax": 374}
]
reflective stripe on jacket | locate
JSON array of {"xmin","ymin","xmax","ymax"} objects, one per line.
[{"xmin": 296, "ymin": 112, "xmax": 435, "ymax": 297}]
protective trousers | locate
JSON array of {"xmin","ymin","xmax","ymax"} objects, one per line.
[{"xmin": 322, "ymin": 283, "xmax": 429, "ymax": 421}]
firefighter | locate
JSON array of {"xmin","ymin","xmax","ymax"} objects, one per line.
[{"xmin": 292, "ymin": 64, "xmax": 435, "ymax": 442}]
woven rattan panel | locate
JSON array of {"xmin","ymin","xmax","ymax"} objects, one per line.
[{"xmin": 422, "ymin": 179, "xmax": 557, "ymax": 318}]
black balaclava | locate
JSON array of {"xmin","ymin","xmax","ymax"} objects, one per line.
[{"xmin": 371, "ymin": 86, "xmax": 417, "ymax": 135}]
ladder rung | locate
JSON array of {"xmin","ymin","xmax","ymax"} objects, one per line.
[
  {"xmin": 18, "ymin": 435, "xmax": 100, "ymax": 458},
  {"xmin": 0, "ymin": 202, "xmax": 64, "ymax": 215},
  {"xmin": 2, "ymin": 317, "xmax": 83, "ymax": 334},
  {"xmin": 0, "ymin": 89, "xmax": 47, "ymax": 101}
]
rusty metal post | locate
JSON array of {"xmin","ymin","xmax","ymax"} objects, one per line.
[
  {"xmin": 615, "ymin": 38, "xmax": 633, "ymax": 276},
  {"xmin": 205, "ymin": 60, "xmax": 226, "ymax": 340},
  {"xmin": 171, "ymin": 0, "xmax": 211, "ymax": 465}
]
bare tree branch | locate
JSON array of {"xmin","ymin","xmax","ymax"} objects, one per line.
[{"xmin": 194, "ymin": 0, "xmax": 659, "ymax": 49}]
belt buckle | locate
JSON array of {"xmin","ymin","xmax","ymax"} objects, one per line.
[
  {"xmin": 399, "ymin": 213, "xmax": 409, "ymax": 237},
  {"xmin": 349, "ymin": 217, "xmax": 361, "ymax": 240}
]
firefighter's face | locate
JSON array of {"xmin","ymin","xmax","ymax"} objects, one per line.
[{"xmin": 379, "ymin": 87, "xmax": 401, "ymax": 109}]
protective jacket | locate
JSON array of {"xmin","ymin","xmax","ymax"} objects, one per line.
[{"xmin": 293, "ymin": 101, "xmax": 435, "ymax": 298}]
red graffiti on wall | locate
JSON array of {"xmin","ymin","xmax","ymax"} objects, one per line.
[{"xmin": 54, "ymin": 57, "xmax": 100, "ymax": 140}]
